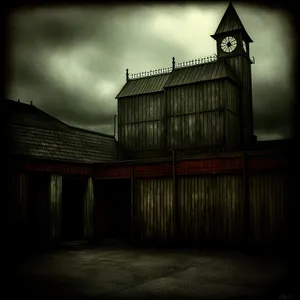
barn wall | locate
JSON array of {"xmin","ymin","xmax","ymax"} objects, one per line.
[
  {"xmin": 49, "ymin": 174, "xmax": 62, "ymax": 240},
  {"xmin": 177, "ymin": 175, "xmax": 243, "ymax": 245},
  {"xmin": 130, "ymin": 154, "xmax": 289, "ymax": 247},
  {"xmin": 133, "ymin": 175, "xmax": 243, "ymax": 246},
  {"xmin": 118, "ymin": 92, "xmax": 166, "ymax": 159},
  {"xmin": 248, "ymin": 171, "xmax": 289, "ymax": 246},
  {"xmin": 134, "ymin": 178, "xmax": 175, "ymax": 244},
  {"xmin": 165, "ymin": 80, "xmax": 228, "ymax": 156}
]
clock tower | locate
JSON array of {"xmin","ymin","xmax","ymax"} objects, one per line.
[{"xmin": 211, "ymin": 2, "xmax": 254, "ymax": 149}]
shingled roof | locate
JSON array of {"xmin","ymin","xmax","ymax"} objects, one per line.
[
  {"xmin": 5, "ymin": 99, "xmax": 117, "ymax": 163},
  {"xmin": 4, "ymin": 99, "xmax": 70, "ymax": 130},
  {"xmin": 9, "ymin": 125, "xmax": 117, "ymax": 163}
]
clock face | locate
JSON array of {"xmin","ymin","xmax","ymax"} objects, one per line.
[
  {"xmin": 242, "ymin": 41, "xmax": 247, "ymax": 52},
  {"xmin": 221, "ymin": 36, "xmax": 237, "ymax": 53}
]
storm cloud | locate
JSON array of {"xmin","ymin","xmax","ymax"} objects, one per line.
[{"xmin": 6, "ymin": 2, "xmax": 295, "ymax": 139}]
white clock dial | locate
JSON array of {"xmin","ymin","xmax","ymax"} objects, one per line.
[{"xmin": 221, "ymin": 36, "xmax": 237, "ymax": 53}]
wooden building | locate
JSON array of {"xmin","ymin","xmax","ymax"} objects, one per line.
[
  {"xmin": 6, "ymin": 2, "xmax": 292, "ymax": 250},
  {"xmin": 117, "ymin": 2, "xmax": 256, "ymax": 160},
  {"xmin": 5, "ymin": 98, "xmax": 117, "ymax": 248}
]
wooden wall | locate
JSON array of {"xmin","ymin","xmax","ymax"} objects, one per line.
[
  {"xmin": 248, "ymin": 171, "xmax": 289, "ymax": 246},
  {"xmin": 177, "ymin": 175, "xmax": 243, "ymax": 245},
  {"xmin": 83, "ymin": 177, "xmax": 94, "ymax": 239},
  {"xmin": 132, "ymin": 175, "xmax": 243, "ymax": 246},
  {"xmin": 8, "ymin": 171, "xmax": 95, "ymax": 245},
  {"xmin": 165, "ymin": 81, "xmax": 227, "ymax": 156},
  {"xmin": 134, "ymin": 178, "xmax": 175, "ymax": 244},
  {"xmin": 226, "ymin": 79, "xmax": 241, "ymax": 151},
  {"xmin": 117, "ymin": 78, "xmax": 242, "ymax": 159},
  {"xmin": 226, "ymin": 55, "xmax": 253, "ymax": 147},
  {"xmin": 118, "ymin": 92, "xmax": 166, "ymax": 159},
  {"xmin": 50, "ymin": 174, "xmax": 62, "ymax": 240},
  {"xmin": 132, "ymin": 171, "xmax": 288, "ymax": 247}
]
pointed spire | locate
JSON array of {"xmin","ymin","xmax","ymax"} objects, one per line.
[
  {"xmin": 172, "ymin": 57, "xmax": 175, "ymax": 70},
  {"xmin": 211, "ymin": 2, "xmax": 253, "ymax": 42}
]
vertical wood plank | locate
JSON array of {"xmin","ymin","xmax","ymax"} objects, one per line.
[
  {"xmin": 83, "ymin": 177, "xmax": 94, "ymax": 240},
  {"xmin": 50, "ymin": 174, "xmax": 62, "ymax": 240}
]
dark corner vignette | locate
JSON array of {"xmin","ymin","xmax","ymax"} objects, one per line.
[{"xmin": 3, "ymin": 0, "xmax": 299, "ymax": 299}]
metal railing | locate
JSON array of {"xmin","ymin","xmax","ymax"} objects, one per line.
[{"xmin": 126, "ymin": 54, "xmax": 255, "ymax": 80}]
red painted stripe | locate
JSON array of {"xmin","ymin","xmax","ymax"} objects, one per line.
[
  {"xmin": 247, "ymin": 156, "xmax": 289, "ymax": 172},
  {"xmin": 94, "ymin": 165, "xmax": 131, "ymax": 179},
  {"xmin": 176, "ymin": 157, "xmax": 243, "ymax": 175},
  {"xmin": 134, "ymin": 163, "xmax": 172, "ymax": 178},
  {"xmin": 17, "ymin": 152, "xmax": 290, "ymax": 178}
]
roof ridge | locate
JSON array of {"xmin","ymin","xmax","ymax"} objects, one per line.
[
  {"xmin": 67, "ymin": 125, "xmax": 115, "ymax": 138},
  {"xmin": 6, "ymin": 98, "xmax": 114, "ymax": 138},
  {"xmin": 10, "ymin": 123, "xmax": 115, "ymax": 139}
]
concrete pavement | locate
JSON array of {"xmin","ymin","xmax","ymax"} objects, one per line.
[{"xmin": 12, "ymin": 246, "xmax": 293, "ymax": 299}]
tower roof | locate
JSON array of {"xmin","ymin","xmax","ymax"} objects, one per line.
[{"xmin": 211, "ymin": 2, "xmax": 253, "ymax": 42}]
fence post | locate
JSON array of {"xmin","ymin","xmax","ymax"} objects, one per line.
[
  {"xmin": 172, "ymin": 149, "xmax": 179, "ymax": 244},
  {"xmin": 242, "ymin": 152, "xmax": 250, "ymax": 248},
  {"xmin": 130, "ymin": 164, "xmax": 135, "ymax": 242}
]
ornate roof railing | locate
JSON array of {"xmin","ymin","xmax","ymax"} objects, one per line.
[
  {"xmin": 126, "ymin": 54, "xmax": 255, "ymax": 81},
  {"xmin": 127, "ymin": 67, "xmax": 172, "ymax": 80},
  {"xmin": 175, "ymin": 54, "xmax": 218, "ymax": 69}
]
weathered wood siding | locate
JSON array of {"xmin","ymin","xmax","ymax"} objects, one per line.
[
  {"xmin": 118, "ymin": 92, "xmax": 166, "ymax": 159},
  {"xmin": 83, "ymin": 177, "xmax": 94, "ymax": 239},
  {"xmin": 249, "ymin": 172, "xmax": 289, "ymax": 246},
  {"xmin": 226, "ymin": 80, "xmax": 241, "ymax": 151},
  {"xmin": 226, "ymin": 56, "xmax": 253, "ymax": 147},
  {"xmin": 49, "ymin": 174, "xmax": 62, "ymax": 240},
  {"xmin": 165, "ymin": 80, "xmax": 228, "ymax": 156},
  {"xmin": 177, "ymin": 175, "xmax": 243, "ymax": 245},
  {"xmin": 134, "ymin": 178, "xmax": 175, "ymax": 243}
]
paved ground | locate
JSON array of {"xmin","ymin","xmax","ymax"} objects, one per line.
[{"xmin": 11, "ymin": 245, "xmax": 294, "ymax": 300}]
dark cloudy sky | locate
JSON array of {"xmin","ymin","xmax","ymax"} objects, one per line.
[{"xmin": 6, "ymin": 2, "xmax": 295, "ymax": 140}]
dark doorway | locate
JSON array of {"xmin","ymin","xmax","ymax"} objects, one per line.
[
  {"xmin": 62, "ymin": 177, "xmax": 86, "ymax": 241},
  {"xmin": 27, "ymin": 173, "xmax": 50, "ymax": 248},
  {"xmin": 94, "ymin": 179, "xmax": 131, "ymax": 243}
]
